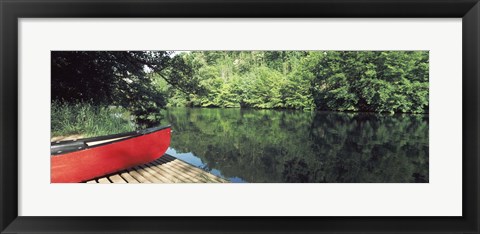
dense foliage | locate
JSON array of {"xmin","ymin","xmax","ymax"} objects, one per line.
[
  {"xmin": 162, "ymin": 51, "xmax": 429, "ymax": 113},
  {"xmin": 51, "ymin": 50, "xmax": 428, "ymax": 136},
  {"xmin": 52, "ymin": 51, "xmax": 428, "ymax": 115},
  {"xmin": 51, "ymin": 51, "xmax": 202, "ymax": 120}
]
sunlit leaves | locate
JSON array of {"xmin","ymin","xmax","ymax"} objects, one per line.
[
  {"xmin": 53, "ymin": 50, "xmax": 429, "ymax": 115},
  {"xmin": 305, "ymin": 51, "xmax": 429, "ymax": 113}
]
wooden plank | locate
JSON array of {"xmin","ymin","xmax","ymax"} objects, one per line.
[
  {"xmin": 173, "ymin": 162, "xmax": 221, "ymax": 183},
  {"xmin": 120, "ymin": 171, "xmax": 139, "ymax": 183},
  {"xmin": 161, "ymin": 161, "xmax": 202, "ymax": 182},
  {"xmin": 127, "ymin": 170, "xmax": 151, "ymax": 183},
  {"xmin": 156, "ymin": 161, "xmax": 199, "ymax": 183},
  {"xmin": 83, "ymin": 155, "xmax": 227, "ymax": 184},
  {"xmin": 152, "ymin": 160, "xmax": 198, "ymax": 183},
  {"xmin": 144, "ymin": 162, "xmax": 183, "ymax": 183},
  {"xmin": 133, "ymin": 166, "xmax": 163, "ymax": 183},
  {"xmin": 158, "ymin": 157, "xmax": 227, "ymax": 183},
  {"xmin": 97, "ymin": 178, "xmax": 111, "ymax": 184},
  {"xmin": 172, "ymin": 159, "xmax": 227, "ymax": 183},
  {"xmin": 109, "ymin": 174, "xmax": 127, "ymax": 183},
  {"xmin": 161, "ymin": 157, "xmax": 225, "ymax": 183},
  {"xmin": 147, "ymin": 161, "xmax": 191, "ymax": 183},
  {"xmin": 139, "ymin": 164, "xmax": 172, "ymax": 183},
  {"xmin": 161, "ymin": 154, "xmax": 177, "ymax": 162},
  {"xmin": 157, "ymin": 158, "xmax": 213, "ymax": 182},
  {"xmin": 86, "ymin": 180, "xmax": 97, "ymax": 184},
  {"xmin": 168, "ymin": 160, "xmax": 223, "ymax": 183},
  {"xmin": 156, "ymin": 160, "xmax": 205, "ymax": 183}
]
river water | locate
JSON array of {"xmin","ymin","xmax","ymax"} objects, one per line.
[{"xmin": 159, "ymin": 108, "xmax": 428, "ymax": 183}]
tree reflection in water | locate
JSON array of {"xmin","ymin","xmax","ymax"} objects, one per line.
[{"xmin": 160, "ymin": 108, "xmax": 428, "ymax": 183}]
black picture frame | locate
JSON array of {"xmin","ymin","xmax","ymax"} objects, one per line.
[{"xmin": 1, "ymin": 0, "xmax": 479, "ymax": 233}]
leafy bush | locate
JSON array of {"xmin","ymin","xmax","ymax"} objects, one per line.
[
  {"xmin": 159, "ymin": 51, "xmax": 428, "ymax": 113},
  {"xmin": 51, "ymin": 101, "xmax": 135, "ymax": 138}
]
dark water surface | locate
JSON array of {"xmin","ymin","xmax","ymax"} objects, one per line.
[{"xmin": 159, "ymin": 108, "xmax": 429, "ymax": 183}]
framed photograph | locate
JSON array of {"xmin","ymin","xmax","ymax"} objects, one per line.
[{"xmin": 1, "ymin": 0, "xmax": 479, "ymax": 233}]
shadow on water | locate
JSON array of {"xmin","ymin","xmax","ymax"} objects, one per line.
[{"xmin": 158, "ymin": 108, "xmax": 429, "ymax": 183}]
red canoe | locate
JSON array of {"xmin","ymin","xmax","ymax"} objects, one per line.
[{"xmin": 51, "ymin": 126, "xmax": 171, "ymax": 183}]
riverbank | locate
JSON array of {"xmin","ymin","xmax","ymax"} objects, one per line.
[
  {"xmin": 51, "ymin": 102, "xmax": 135, "ymax": 138},
  {"xmin": 51, "ymin": 102, "xmax": 427, "ymax": 139},
  {"xmin": 51, "ymin": 134, "xmax": 84, "ymax": 142}
]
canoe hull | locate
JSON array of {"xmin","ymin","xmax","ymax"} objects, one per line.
[{"xmin": 51, "ymin": 127, "xmax": 171, "ymax": 183}]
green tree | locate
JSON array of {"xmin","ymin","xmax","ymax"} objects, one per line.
[
  {"xmin": 156, "ymin": 51, "xmax": 429, "ymax": 113},
  {"xmin": 51, "ymin": 51, "xmax": 204, "ymax": 121}
]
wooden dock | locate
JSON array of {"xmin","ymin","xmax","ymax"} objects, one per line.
[{"xmin": 85, "ymin": 154, "xmax": 228, "ymax": 183}]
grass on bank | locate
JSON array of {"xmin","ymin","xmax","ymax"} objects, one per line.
[{"xmin": 51, "ymin": 101, "xmax": 135, "ymax": 138}]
